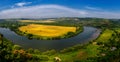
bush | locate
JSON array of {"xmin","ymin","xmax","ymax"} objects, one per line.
[
  {"xmin": 13, "ymin": 45, "xmax": 22, "ymax": 50},
  {"xmin": 43, "ymin": 49, "xmax": 56, "ymax": 55},
  {"xmin": 39, "ymin": 56, "xmax": 49, "ymax": 61}
]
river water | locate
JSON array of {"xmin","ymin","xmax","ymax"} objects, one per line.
[{"xmin": 0, "ymin": 26, "xmax": 100, "ymax": 51}]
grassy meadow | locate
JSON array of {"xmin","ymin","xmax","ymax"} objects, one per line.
[
  {"xmin": 18, "ymin": 24, "xmax": 77, "ymax": 38},
  {"xmin": 96, "ymin": 29, "xmax": 114, "ymax": 43}
]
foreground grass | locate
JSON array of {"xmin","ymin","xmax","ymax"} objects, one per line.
[
  {"xmin": 33, "ymin": 29, "xmax": 114, "ymax": 62},
  {"xmin": 19, "ymin": 24, "xmax": 77, "ymax": 38}
]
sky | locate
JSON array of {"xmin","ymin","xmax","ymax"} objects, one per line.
[{"xmin": 0, "ymin": 0, "xmax": 120, "ymax": 19}]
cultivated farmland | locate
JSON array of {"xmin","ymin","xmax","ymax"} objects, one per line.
[
  {"xmin": 18, "ymin": 24, "xmax": 77, "ymax": 37},
  {"xmin": 20, "ymin": 20, "xmax": 55, "ymax": 23}
]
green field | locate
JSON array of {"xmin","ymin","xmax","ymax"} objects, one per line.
[{"xmin": 96, "ymin": 29, "xmax": 114, "ymax": 42}]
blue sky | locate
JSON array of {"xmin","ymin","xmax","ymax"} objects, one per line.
[{"xmin": 0, "ymin": 0, "xmax": 120, "ymax": 19}]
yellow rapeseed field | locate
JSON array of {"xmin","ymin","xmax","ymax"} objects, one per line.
[{"xmin": 19, "ymin": 24, "xmax": 76, "ymax": 37}]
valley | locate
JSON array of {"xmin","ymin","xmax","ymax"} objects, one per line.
[{"xmin": 0, "ymin": 18, "xmax": 120, "ymax": 62}]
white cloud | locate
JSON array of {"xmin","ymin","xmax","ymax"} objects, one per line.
[
  {"xmin": 15, "ymin": 2, "xmax": 32, "ymax": 7},
  {"xmin": 85, "ymin": 6, "xmax": 101, "ymax": 10},
  {"xmin": 0, "ymin": 5, "xmax": 120, "ymax": 19},
  {"xmin": 0, "ymin": 5, "xmax": 87, "ymax": 19}
]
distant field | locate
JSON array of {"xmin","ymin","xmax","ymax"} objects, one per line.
[
  {"xmin": 96, "ymin": 29, "xmax": 114, "ymax": 42},
  {"xmin": 20, "ymin": 20, "xmax": 55, "ymax": 23},
  {"xmin": 18, "ymin": 24, "xmax": 76, "ymax": 37}
]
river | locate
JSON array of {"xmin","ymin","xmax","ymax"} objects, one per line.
[{"xmin": 0, "ymin": 26, "xmax": 100, "ymax": 51}]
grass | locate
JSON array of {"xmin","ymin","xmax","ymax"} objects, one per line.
[
  {"xmin": 44, "ymin": 29, "xmax": 113, "ymax": 62},
  {"xmin": 20, "ymin": 20, "xmax": 55, "ymax": 23},
  {"xmin": 96, "ymin": 29, "xmax": 114, "ymax": 42},
  {"xmin": 19, "ymin": 24, "xmax": 76, "ymax": 37},
  {"xmin": 50, "ymin": 50, "xmax": 81, "ymax": 62},
  {"xmin": 84, "ymin": 44, "xmax": 99, "ymax": 57},
  {"xmin": 38, "ymin": 44, "xmax": 100, "ymax": 62},
  {"xmin": 115, "ymin": 28, "xmax": 120, "ymax": 33}
]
